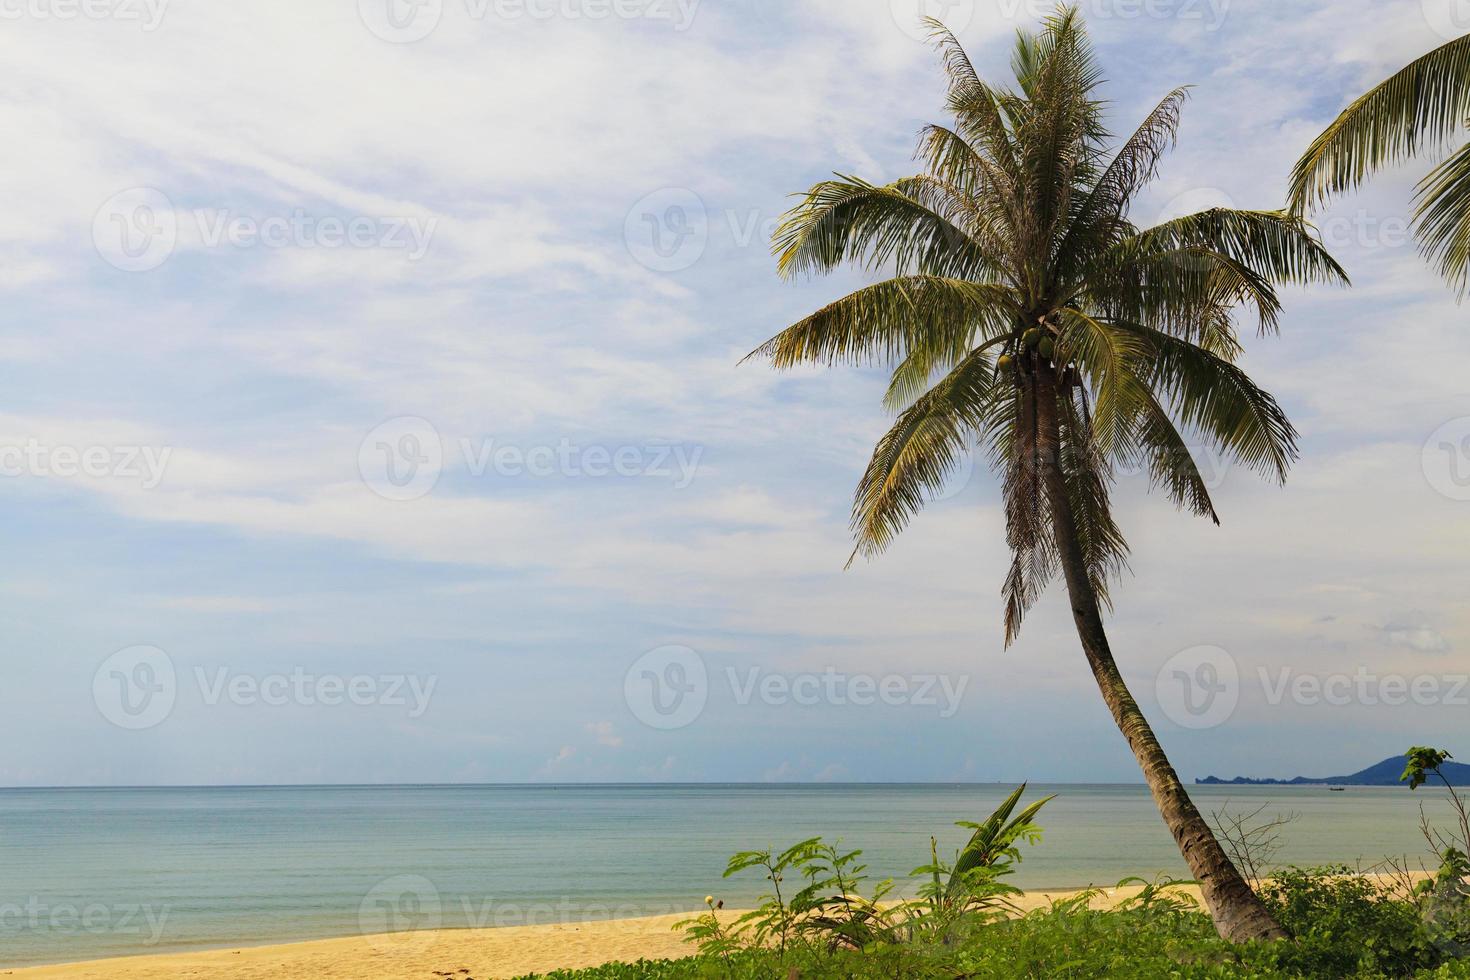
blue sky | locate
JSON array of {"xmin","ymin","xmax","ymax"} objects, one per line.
[{"xmin": 3, "ymin": 0, "xmax": 1469, "ymax": 785}]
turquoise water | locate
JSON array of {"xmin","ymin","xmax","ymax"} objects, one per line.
[{"xmin": 0, "ymin": 783, "xmax": 1452, "ymax": 967}]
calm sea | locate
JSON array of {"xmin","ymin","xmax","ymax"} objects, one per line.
[{"xmin": 0, "ymin": 783, "xmax": 1453, "ymax": 967}]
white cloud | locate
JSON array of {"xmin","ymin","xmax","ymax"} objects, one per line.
[
  {"xmin": 586, "ymin": 721, "xmax": 624, "ymax": 748},
  {"xmin": 4, "ymin": 0, "xmax": 1467, "ymax": 784}
]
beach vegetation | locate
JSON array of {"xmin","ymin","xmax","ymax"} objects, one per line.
[
  {"xmin": 514, "ymin": 779, "xmax": 1470, "ymax": 979},
  {"xmin": 517, "ymin": 868, "xmax": 1470, "ymax": 978}
]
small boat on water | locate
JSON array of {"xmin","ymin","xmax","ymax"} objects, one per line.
[{"xmin": 1329, "ymin": 787, "xmax": 1346, "ymax": 792}]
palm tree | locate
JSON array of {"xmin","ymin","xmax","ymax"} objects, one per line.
[
  {"xmin": 748, "ymin": 8, "xmax": 1346, "ymax": 943},
  {"xmin": 1290, "ymin": 31, "xmax": 1470, "ymax": 294}
]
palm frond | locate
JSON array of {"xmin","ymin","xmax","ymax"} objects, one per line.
[
  {"xmin": 1054, "ymin": 308, "xmax": 1152, "ymax": 455},
  {"xmin": 1130, "ymin": 386, "xmax": 1219, "ymax": 523},
  {"xmin": 1414, "ymin": 139, "xmax": 1470, "ymax": 295},
  {"xmin": 1084, "ymin": 244, "xmax": 1283, "ymax": 339},
  {"xmin": 746, "ymin": 276, "xmax": 1017, "ymax": 369},
  {"xmin": 773, "ymin": 176, "xmax": 992, "ymax": 281},
  {"xmin": 1289, "ymin": 32, "xmax": 1470, "ymax": 213},
  {"xmin": 1112, "ymin": 320, "xmax": 1298, "ymax": 483},
  {"xmin": 1117, "ymin": 208, "xmax": 1348, "ymax": 291},
  {"xmin": 1057, "ymin": 88, "xmax": 1190, "ymax": 272},
  {"xmin": 849, "ymin": 347, "xmax": 996, "ymax": 564}
]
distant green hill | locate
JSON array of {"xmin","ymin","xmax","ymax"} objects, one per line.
[{"xmin": 1196, "ymin": 754, "xmax": 1470, "ymax": 786}]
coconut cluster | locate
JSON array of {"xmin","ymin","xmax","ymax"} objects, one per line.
[{"xmin": 997, "ymin": 321, "xmax": 1059, "ymax": 378}]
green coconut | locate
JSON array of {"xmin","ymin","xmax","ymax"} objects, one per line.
[
  {"xmin": 996, "ymin": 354, "xmax": 1014, "ymax": 372},
  {"xmin": 1038, "ymin": 338, "xmax": 1056, "ymax": 360},
  {"xmin": 1021, "ymin": 328, "xmax": 1042, "ymax": 348}
]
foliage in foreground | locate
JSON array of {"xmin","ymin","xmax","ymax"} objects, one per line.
[
  {"xmin": 512, "ymin": 761, "xmax": 1470, "ymax": 980},
  {"xmin": 514, "ymin": 878, "xmax": 1470, "ymax": 979},
  {"xmin": 677, "ymin": 784, "xmax": 1051, "ymax": 958}
]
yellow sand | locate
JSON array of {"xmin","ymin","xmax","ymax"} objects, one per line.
[{"xmin": 0, "ymin": 883, "xmax": 1209, "ymax": 980}]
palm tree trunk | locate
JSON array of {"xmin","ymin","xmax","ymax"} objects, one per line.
[{"xmin": 1032, "ymin": 361, "xmax": 1289, "ymax": 944}]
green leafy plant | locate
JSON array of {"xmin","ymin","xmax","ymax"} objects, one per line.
[
  {"xmin": 903, "ymin": 785, "xmax": 1054, "ymax": 944},
  {"xmin": 1259, "ymin": 866, "xmax": 1443, "ymax": 977},
  {"xmin": 1400, "ymin": 748, "xmax": 1470, "ymax": 963},
  {"xmin": 1403, "ymin": 747, "xmax": 1470, "ymax": 862},
  {"xmin": 679, "ymin": 786, "xmax": 1051, "ymax": 959},
  {"xmin": 533, "ymin": 866, "xmax": 1470, "ymax": 979},
  {"xmin": 1405, "ymin": 748, "xmax": 1457, "ymax": 792}
]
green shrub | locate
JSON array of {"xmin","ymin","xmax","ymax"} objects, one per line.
[
  {"xmin": 1258, "ymin": 866, "xmax": 1442, "ymax": 977},
  {"xmin": 678, "ymin": 785, "xmax": 1052, "ymax": 960},
  {"xmin": 512, "ymin": 884, "xmax": 1470, "ymax": 979},
  {"xmin": 512, "ymin": 778, "xmax": 1470, "ymax": 979}
]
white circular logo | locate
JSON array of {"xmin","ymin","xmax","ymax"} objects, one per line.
[
  {"xmin": 1154, "ymin": 186, "xmax": 1236, "ymax": 226},
  {"xmin": 1156, "ymin": 645, "xmax": 1238, "ymax": 730},
  {"xmin": 358, "ymin": 0, "xmax": 443, "ymax": 43},
  {"xmin": 359, "ymin": 875, "xmax": 442, "ymax": 950},
  {"xmin": 889, "ymin": 0, "xmax": 975, "ymax": 42},
  {"xmin": 1423, "ymin": 416, "xmax": 1470, "ymax": 502},
  {"xmin": 625, "ymin": 645, "xmax": 708, "ymax": 730},
  {"xmin": 624, "ymin": 188, "xmax": 708, "ymax": 273},
  {"xmin": 93, "ymin": 188, "xmax": 177, "ymax": 273},
  {"xmin": 93, "ymin": 646, "xmax": 177, "ymax": 730},
  {"xmin": 930, "ymin": 447, "xmax": 977, "ymax": 503},
  {"xmin": 359, "ymin": 417, "xmax": 443, "ymax": 502},
  {"xmin": 1423, "ymin": 0, "xmax": 1470, "ymax": 41},
  {"xmin": 1151, "ymin": 187, "xmax": 1236, "ymax": 273}
]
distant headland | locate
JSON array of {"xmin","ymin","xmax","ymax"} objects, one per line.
[{"xmin": 1196, "ymin": 755, "xmax": 1470, "ymax": 787}]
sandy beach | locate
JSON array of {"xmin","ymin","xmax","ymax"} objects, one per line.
[{"xmin": 1, "ymin": 884, "xmax": 1205, "ymax": 980}]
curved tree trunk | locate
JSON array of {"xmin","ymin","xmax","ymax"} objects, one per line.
[{"xmin": 1032, "ymin": 361, "xmax": 1289, "ymax": 944}]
